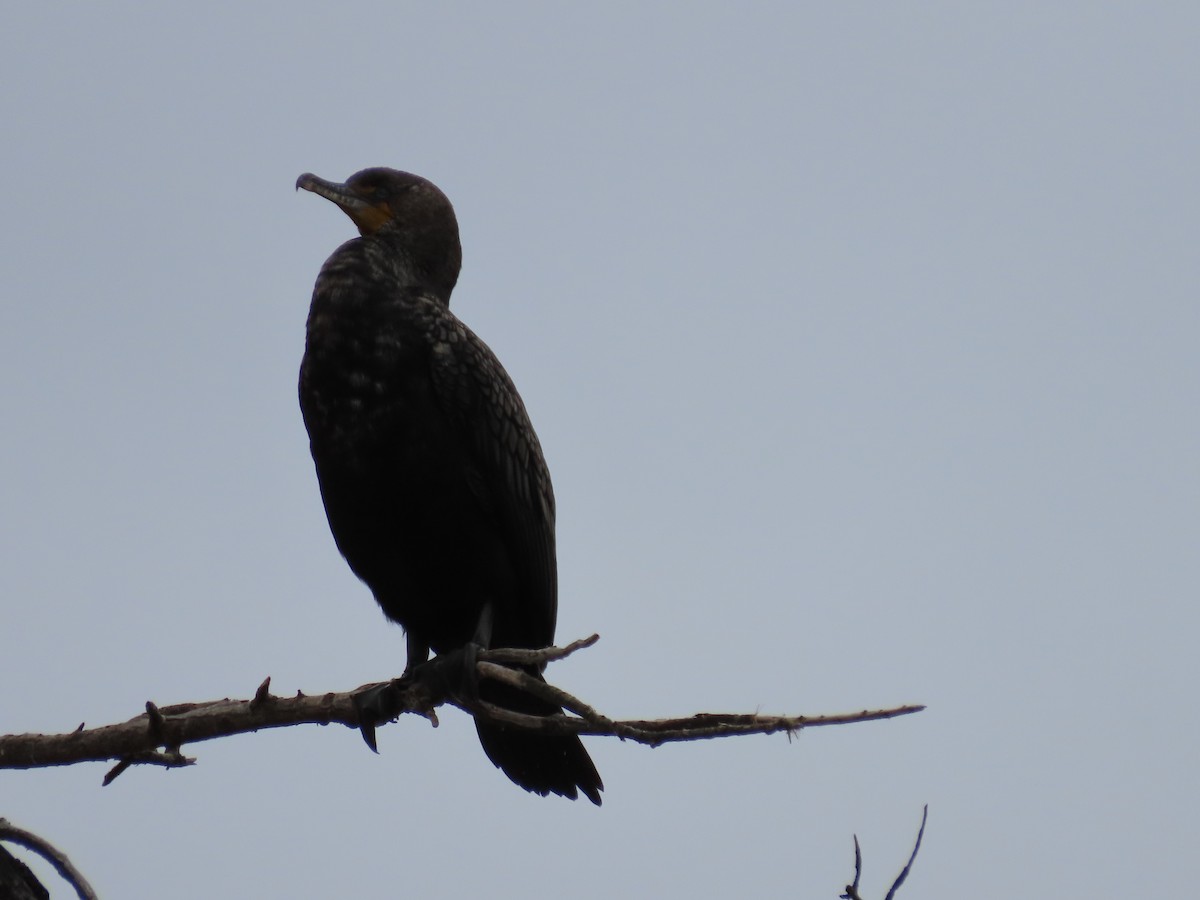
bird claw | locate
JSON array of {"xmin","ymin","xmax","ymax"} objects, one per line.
[
  {"xmin": 351, "ymin": 644, "xmax": 483, "ymax": 752},
  {"xmin": 352, "ymin": 682, "xmax": 407, "ymax": 752},
  {"xmin": 358, "ymin": 718, "xmax": 379, "ymax": 754}
]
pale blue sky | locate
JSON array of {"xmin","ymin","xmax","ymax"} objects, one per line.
[{"xmin": 3, "ymin": 4, "xmax": 1197, "ymax": 897}]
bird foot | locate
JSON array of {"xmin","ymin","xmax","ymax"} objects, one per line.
[
  {"xmin": 410, "ymin": 642, "xmax": 483, "ymax": 707},
  {"xmin": 351, "ymin": 644, "xmax": 485, "ymax": 752},
  {"xmin": 352, "ymin": 682, "xmax": 409, "ymax": 753}
]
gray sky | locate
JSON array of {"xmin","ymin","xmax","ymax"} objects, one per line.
[{"xmin": 3, "ymin": 3, "xmax": 1197, "ymax": 897}]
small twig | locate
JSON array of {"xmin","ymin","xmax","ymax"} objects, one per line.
[
  {"xmin": 103, "ymin": 748, "xmax": 195, "ymax": 786},
  {"xmin": 476, "ymin": 661, "xmax": 628, "ymax": 735},
  {"xmin": 842, "ymin": 834, "xmax": 864, "ymax": 900},
  {"xmin": 0, "ymin": 818, "xmax": 99, "ymax": 900},
  {"xmin": 883, "ymin": 805, "xmax": 927, "ymax": 900},
  {"xmin": 481, "ymin": 633, "xmax": 599, "ymax": 666}
]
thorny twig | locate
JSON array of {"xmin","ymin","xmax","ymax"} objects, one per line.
[{"xmin": 0, "ymin": 635, "xmax": 923, "ymax": 783}]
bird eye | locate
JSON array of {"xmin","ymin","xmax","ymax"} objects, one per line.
[{"xmin": 348, "ymin": 177, "xmax": 387, "ymax": 202}]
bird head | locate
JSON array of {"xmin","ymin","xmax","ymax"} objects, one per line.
[
  {"xmin": 296, "ymin": 167, "xmax": 456, "ymax": 238},
  {"xmin": 297, "ymin": 167, "xmax": 463, "ymax": 300}
]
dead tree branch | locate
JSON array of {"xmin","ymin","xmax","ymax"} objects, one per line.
[
  {"xmin": 0, "ymin": 635, "xmax": 923, "ymax": 784},
  {"xmin": 0, "ymin": 818, "xmax": 98, "ymax": 900},
  {"xmin": 841, "ymin": 804, "xmax": 928, "ymax": 900}
]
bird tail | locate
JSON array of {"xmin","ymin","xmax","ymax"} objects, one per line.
[{"xmin": 474, "ymin": 672, "xmax": 603, "ymax": 805}]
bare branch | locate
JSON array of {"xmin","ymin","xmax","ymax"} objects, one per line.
[
  {"xmin": 841, "ymin": 805, "xmax": 928, "ymax": 900},
  {"xmin": 884, "ymin": 805, "xmax": 928, "ymax": 900},
  {"xmin": 0, "ymin": 818, "xmax": 99, "ymax": 900},
  {"xmin": 481, "ymin": 632, "xmax": 599, "ymax": 666},
  {"xmin": 842, "ymin": 834, "xmax": 864, "ymax": 900},
  {"xmin": 0, "ymin": 635, "xmax": 923, "ymax": 781}
]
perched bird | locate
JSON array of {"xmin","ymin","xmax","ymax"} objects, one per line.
[{"xmin": 296, "ymin": 167, "xmax": 602, "ymax": 804}]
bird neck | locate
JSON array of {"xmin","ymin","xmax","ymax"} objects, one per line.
[{"xmin": 365, "ymin": 226, "xmax": 461, "ymax": 306}]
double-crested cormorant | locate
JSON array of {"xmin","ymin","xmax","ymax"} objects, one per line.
[{"xmin": 296, "ymin": 168, "xmax": 602, "ymax": 804}]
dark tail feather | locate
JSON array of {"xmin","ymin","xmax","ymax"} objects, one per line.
[{"xmin": 475, "ymin": 674, "xmax": 603, "ymax": 805}]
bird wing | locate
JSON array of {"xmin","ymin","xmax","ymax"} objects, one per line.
[{"xmin": 425, "ymin": 303, "xmax": 559, "ymax": 646}]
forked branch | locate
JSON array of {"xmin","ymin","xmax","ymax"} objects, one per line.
[
  {"xmin": 0, "ymin": 634, "xmax": 923, "ymax": 784},
  {"xmin": 841, "ymin": 805, "xmax": 929, "ymax": 900}
]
